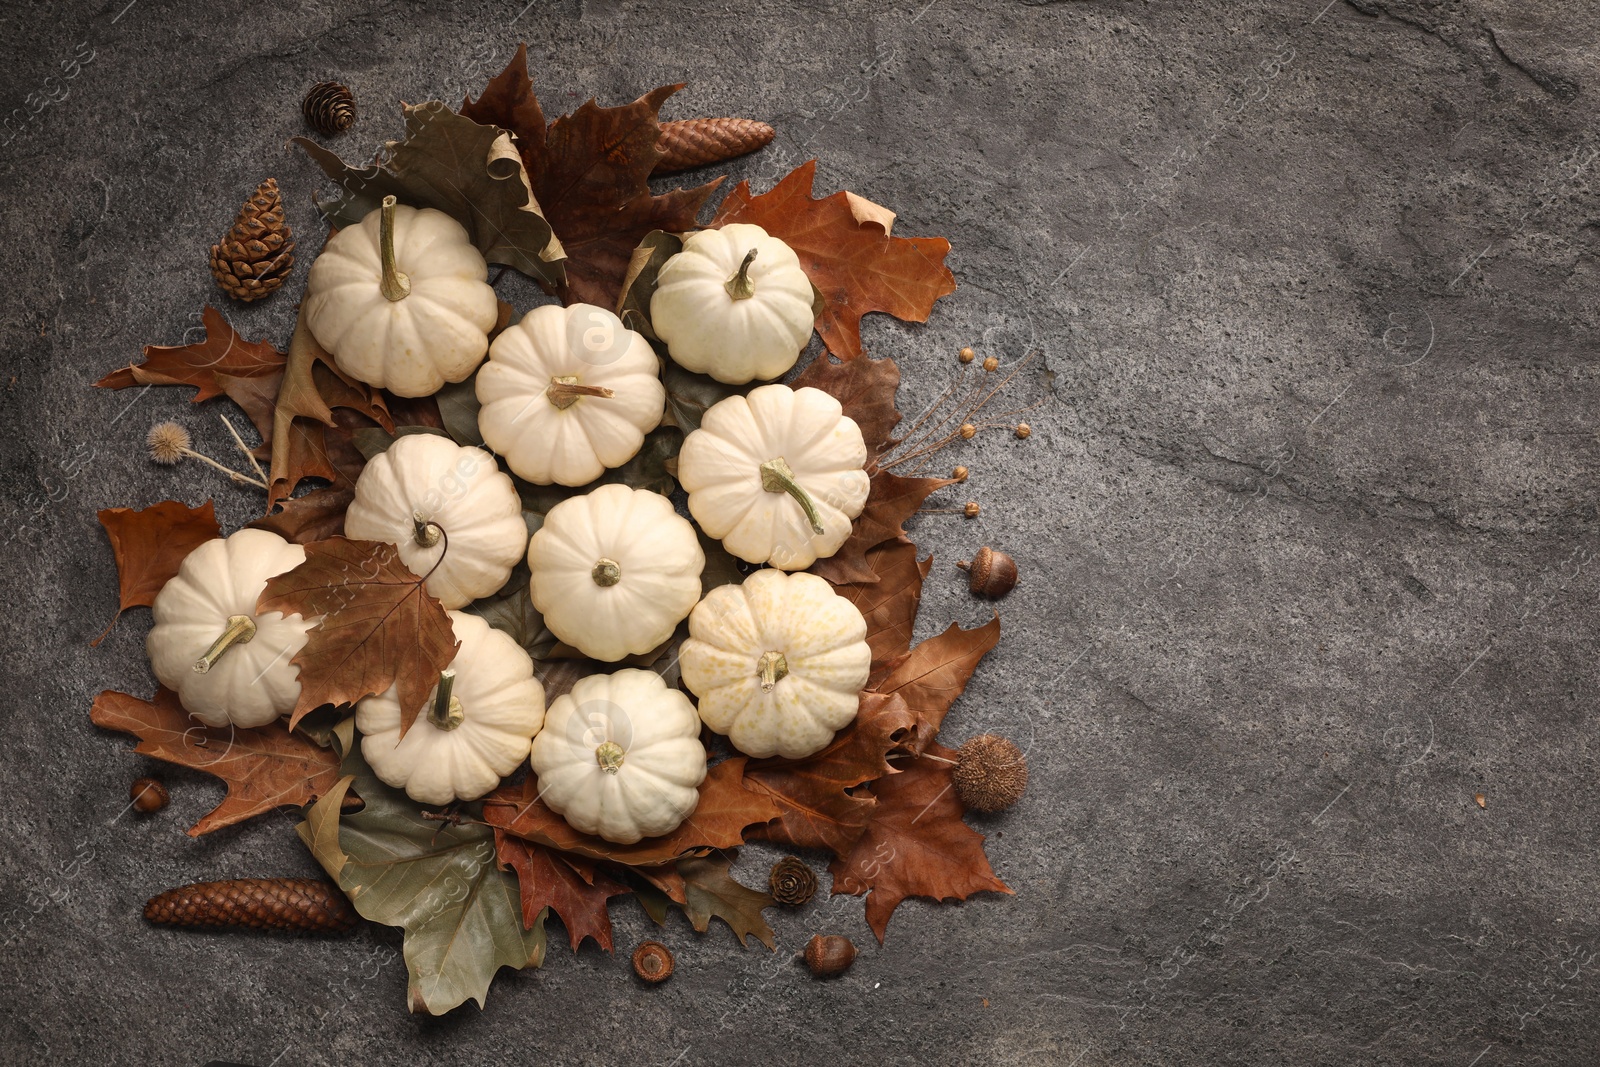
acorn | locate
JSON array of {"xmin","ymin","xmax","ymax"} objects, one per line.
[
  {"xmin": 632, "ymin": 940, "xmax": 674, "ymax": 983},
  {"xmin": 130, "ymin": 777, "xmax": 168, "ymax": 814},
  {"xmin": 956, "ymin": 547, "xmax": 1017, "ymax": 599},
  {"xmin": 804, "ymin": 934, "xmax": 857, "ymax": 978},
  {"xmin": 952, "ymin": 735, "xmax": 1028, "ymax": 812},
  {"xmin": 768, "ymin": 857, "xmax": 817, "ymax": 906},
  {"xmin": 302, "ymin": 81, "xmax": 356, "ymax": 135}
]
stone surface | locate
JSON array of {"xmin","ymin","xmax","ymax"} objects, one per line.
[{"xmin": 2, "ymin": 0, "xmax": 1598, "ymax": 1063}]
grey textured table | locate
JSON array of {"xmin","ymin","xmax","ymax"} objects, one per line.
[{"xmin": 3, "ymin": 0, "xmax": 1598, "ymax": 1064}]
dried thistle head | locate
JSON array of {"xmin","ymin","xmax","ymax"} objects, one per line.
[{"xmin": 147, "ymin": 421, "xmax": 192, "ymax": 464}]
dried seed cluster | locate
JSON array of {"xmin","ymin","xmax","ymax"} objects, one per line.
[{"xmin": 952, "ymin": 734, "xmax": 1028, "ymax": 812}]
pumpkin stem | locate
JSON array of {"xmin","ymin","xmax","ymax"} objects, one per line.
[
  {"xmin": 595, "ymin": 740, "xmax": 626, "ymax": 774},
  {"xmin": 758, "ymin": 651, "xmax": 789, "ymax": 691},
  {"xmin": 413, "ymin": 512, "xmax": 442, "ymax": 548},
  {"xmin": 428, "ymin": 668, "xmax": 465, "ymax": 731},
  {"xmin": 192, "ymin": 614, "xmax": 257, "ymax": 674},
  {"xmin": 591, "ymin": 558, "xmax": 622, "ymax": 587},
  {"xmin": 759, "ymin": 457, "xmax": 825, "ymax": 536},
  {"xmin": 378, "ymin": 195, "xmax": 412, "ymax": 302},
  {"xmin": 725, "ymin": 248, "xmax": 758, "ymax": 300},
  {"xmin": 547, "ymin": 375, "xmax": 616, "ymax": 411}
]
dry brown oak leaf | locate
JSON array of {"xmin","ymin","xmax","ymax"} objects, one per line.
[
  {"xmin": 829, "ymin": 537, "xmax": 933, "ymax": 684},
  {"xmin": 94, "ymin": 499, "xmax": 222, "ymax": 646},
  {"xmin": 256, "ymin": 537, "xmax": 459, "ymax": 733},
  {"xmin": 462, "ymin": 43, "xmax": 722, "ymax": 309},
  {"xmin": 494, "ymin": 833, "xmax": 630, "ymax": 952},
  {"xmin": 711, "ymin": 159, "xmax": 956, "ymax": 360},
  {"xmin": 744, "ymin": 691, "xmax": 916, "ymax": 859},
  {"xmin": 90, "ymin": 688, "xmax": 341, "ymax": 836},
  {"xmin": 830, "ymin": 740, "xmax": 1012, "ymax": 942},
  {"xmin": 873, "ymin": 615, "xmax": 1001, "ymax": 755},
  {"xmin": 481, "ymin": 757, "xmax": 779, "ymax": 867}
]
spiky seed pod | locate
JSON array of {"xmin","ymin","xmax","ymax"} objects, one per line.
[
  {"xmin": 144, "ymin": 878, "xmax": 357, "ymax": 934},
  {"xmin": 130, "ymin": 777, "xmax": 168, "ymax": 813},
  {"xmin": 146, "ymin": 421, "xmax": 191, "ymax": 464},
  {"xmin": 632, "ymin": 940, "xmax": 675, "ymax": 983},
  {"xmin": 956, "ymin": 546, "xmax": 1018, "ymax": 599},
  {"xmin": 208, "ymin": 178, "xmax": 295, "ymax": 303},
  {"xmin": 654, "ymin": 118, "xmax": 775, "ymax": 174},
  {"xmin": 301, "ymin": 81, "xmax": 356, "ymax": 135},
  {"xmin": 952, "ymin": 735, "xmax": 1028, "ymax": 813},
  {"xmin": 804, "ymin": 934, "xmax": 857, "ymax": 978},
  {"xmin": 768, "ymin": 857, "xmax": 818, "ymax": 906}
]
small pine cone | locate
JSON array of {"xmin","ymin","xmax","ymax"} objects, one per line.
[
  {"xmin": 209, "ymin": 178, "xmax": 295, "ymax": 303},
  {"xmin": 769, "ymin": 857, "xmax": 817, "ymax": 906},
  {"xmin": 302, "ymin": 81, "xmax": 356, "ymax": 135},
  {"xmin": 654, "ymin": 118, "xmax": 775, "ymax": 175},
  {"xmin": 144, "ymin": 878, "xmax": 357, "ymax": 935}
]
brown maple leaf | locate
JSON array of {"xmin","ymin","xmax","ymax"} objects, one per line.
[
  {"xmin": 494, "ymin": 832, "xmax": 630, "ymax": 952},
  {"xmin": 791, "ymin": 354, "xmax": 903, "ymax": 462},
  {"xmin": 90, "ymin": 688, "xmax": 341, "ymax": 836},
  {"xmin": 482, "ymin": 757, "xmax": 779, "ymax": 867},
  {"xmin": 744, "ymin": 691, "xmax": 916, "ymax": 858},
  {"xmin": 94, "ymin": 306, "xmax": 283, "ymax": 399},
  {"xmin": 711, "ymin": 159, "xmax": 956, "ymax": 359},
  {"xmin": 678, "ymin": 854, "xmax": 776, "ymax": 949},
  {"xmin": 462, "ymin": 45, "xmax": 722, "ymax": 308},
  {"xmin": 828, "ymin": 538, "xmax": 932, "ymax": 683},
  {"xmin": 256, "ymin": 537, "xmax": 459, "ymax": 731},
  {"xmin": 94, "ymin": 500, "xmax": 221, "ymax": 645},
  {"xmin": 829, "ymin": 741, "xmax": 1012, "ymax": 942},
  {"xmin": 807, "ymin": 470, "xmax": 958, "ymax": 585},
  {"xmin": 873, "ymin": 616, "xmax": 1001, "ymax": 754}
]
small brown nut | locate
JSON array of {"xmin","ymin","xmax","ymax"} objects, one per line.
[
  {"xmin": 951, "ymin": 465, "xmax": 969, "ymax": 483},
  {"xmin": 953, "ymin": 735, "xmax": 1028, "ymax": 812},
  {"xmin": 804, "ymin": 934, "xmax": 857, "ymax": 978},
  {"xmin": 1015, "ymin": 423, "xmax": 1032, "ymax": 440},
  {"xmin": 963, "ymin": 501, "xmax": 981, "ymax": 518},
  {"xmin": 769, "ymin": 857, "xmax": 817, "ymax": 906},
  {"xmin": 130, "ymin": 778, "xmax": 168, "ymax": 814},
  {"xmin": 958, "ymin": 346, "xmax": 976, "ymax": 364},
  {"xmin": 632, "ymin": 940, "xmax": 674, "ymax": 983},
  {"xmin": 982, "ymin": 356, "xmax": 999, "ymax": 372},
  {"xmin": 957, "ymin": 547, "xmax": 1018, "ymax": 599}
]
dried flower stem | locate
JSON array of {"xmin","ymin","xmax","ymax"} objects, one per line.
[
  {"xmin": 878, "ymin": 349, "xmax": 1043, "ymax": 475},
  {"xmin": 220, "ymin": 413, "xmax": 268, "ymax": 485}
]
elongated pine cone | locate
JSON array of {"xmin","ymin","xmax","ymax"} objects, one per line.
[
  {"xmin": 654, "ymin": 118, "xmax": 775, "ymax": 174},
  {"xmin": 769, "ymin": 856, "xmax": 817, "ymax": 906},
  {"xmin": 302, "ymin": 80, "xmax": 356, "ymax": 135},
  {"xmin": 208, "ymin": 178, "xmax": 295, "ymax": 302},
  {"xmin": 144, "ymin": 878, "xmax": 357, "ymax": 934}
]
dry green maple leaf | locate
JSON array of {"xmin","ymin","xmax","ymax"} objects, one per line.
[
  {"xmin": 94, "ymin": 499, "xmax": 220, "ymax": 645},
  {"xmin": 677, "ymin": 854, "xmax": 777, "ymax": 949},
  {"xmin": 481, "ymin": 757, "xmax": 779, "ymax": 867},
  {"xmin": 462, "ymin": 45, "xmax": 722, "ymax": 308},
  {"xmin": 493, "ymin": 833, "xmax": 630, "ymax": 952},
  {"xmin": 257, "ymin": 536, "xmax": 459, "ymax": 732},
  {"xmin": 711, "ymin": 159, "xmax": 956, "ymax": 359},
  {"xmin": 830, "ymin": 741, "xmax": 1012, "ymax": 942},
  {"xmin": 91, "ymin": 688, "xmax": 341, "ymax": 836},
  {"xmin": 872, "ymin": 615, "xmax": 1001, "ymax": 754}
]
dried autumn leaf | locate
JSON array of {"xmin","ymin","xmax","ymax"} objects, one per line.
[
  {"xmin": 462, "ymin": 46, "xmax": 722, "ymax": 307},
  {"xmin": 807, "ymin": 470, "xmax": 958, "ymax": 585},
  {"xmin": 615, "ymin": 229, "xmax": 682, "ymax": 337},
  {"xmin": 830, "ymin": 741, "xmax": 1012, "ymax": 942},
  {"xmin": 494, "ymin": 833, "xmax": 629, "ymax": 952},
  {"xmin": 677, "ymin": 854, "xmax": 776, "ymax": 949},
  {"xmin": 711, "ymin": 159, "xmax": 956, "ymax": 359},
  {"xmin": 790, "ymin": 354, "xmax": 903, "ymax": 461},
  {"xmin": 294, "ymin": 100, "xmax": 564, "ymax": 286},
  {"xmin": 481, "ymin": 757, "xmax": 779, "ymax": 867},
  {"xmin": 94, "ymin": 306, "xmax": 283, "ymax": 400},
  {"xmin": 744, "ymin": 691, "xmax": 916, "ymax": 858},
  {"xmin": 873, "ymin": 615, "xmax": 1001, "ymax": 754},
  {"xmin": 94, "ymin": 500, "xmax": 221, "ymax": 645},
  {"xmin": 257, "ymin": 536, "xmax": 459, "ymax": 731},
  {"xmin": 91, "ymin": 688, "xmax": 340, "ymax": 836},
  {"xmin": 298, "ymin": 758, "xmax": 545, "ymax": 1015},
  {"xmin": 829, "ymin": 538, "xmax": 932, "ymax": 683}
]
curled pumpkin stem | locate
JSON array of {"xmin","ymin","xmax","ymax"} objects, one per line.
[
  {"xmin": 759, "ymin": 457, "xmax": 824, "ymax": 535},
  {"xmin": 546, "ymin": 376, "xmax": 615, "ymax": 410},
  {"xmin": 725, "ymin": 248, "xmax": 758, "ymax": 300}
]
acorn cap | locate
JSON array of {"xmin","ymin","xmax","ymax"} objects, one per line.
[
  {"xmin": 632, "ymin": 940, "xmax": 674, "ymax": 983},
  {"xmin": 952, "ymin": 734, "xmax": 1028, "ymax": 812}
]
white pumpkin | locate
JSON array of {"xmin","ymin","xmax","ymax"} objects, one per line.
[
  {"xmin": 649, "ymin": 223, "xmax": 814, "ymax": 384},
  {"xmin": 343, "ymin": 433, "xmax": 526, "ymax": 610},
  {"xmin": 678, "ymin": 384, "xmax": 870, "ymax": 570},
  {"xmin": 681, "ymin": 569, "xmax": 870, "ymax": 759},
  {"xmin": 356, "ymin": 611, "xmax": 545, "ymax": 805},
  {"xmin": 147, "ymin": 529, "xmax": 315, "ymax": 729},
  {"xmin": 304, "ymin": 196, "xmax": 499, "ymax": 397},
  {"xmin": 530, "ymin": 669, "xmax": 706, "ymax": 844},
  {"xmin": 526, "ymin": 484, "xmax": 703, "ymax": 661},
  {"xmin": 476, "ymin": 303, "xmax": 666, "ymax": 486}
]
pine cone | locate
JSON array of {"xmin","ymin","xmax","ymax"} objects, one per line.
[
  {"xmin": 302, "ymin": 81, "xmax": 356, "ymax": 135},
  {"xmin": 654, "ymin": 118, "xmax": 775, "ymax": 175},
  {"xmin": 209, "ymin": 178, "xmax": 295, "ymax": 303},
  {"xmin": 769, "ymin": 856, "xmax": 817, "ymax": 906},
  {"xmin": 144, "ymin": 878, "xmax": 356, "ymax": 934}
]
